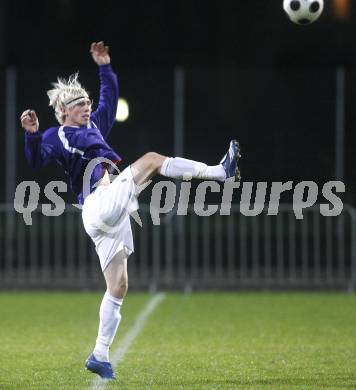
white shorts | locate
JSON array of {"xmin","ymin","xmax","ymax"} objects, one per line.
[{"xmin": 81, "ymin": 166, "xmax": 139, "ymax": 272}]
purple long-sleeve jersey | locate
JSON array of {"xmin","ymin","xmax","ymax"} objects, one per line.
[{"xmin": 24, "ymin": 64, "xmax": 122, "ymax": 205}]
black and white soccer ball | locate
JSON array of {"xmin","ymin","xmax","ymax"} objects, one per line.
[{"xmin": 283, "ymin": 0, "xmax": 324, "ymax": 25}]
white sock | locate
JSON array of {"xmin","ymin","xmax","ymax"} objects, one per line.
[
  {"xmin": 159, "ymin": 157, "xmax": 226, "ymax": 181},
  {"xmin": 93, "ymin": 292, "xmax": 123, "ymax": 362}
]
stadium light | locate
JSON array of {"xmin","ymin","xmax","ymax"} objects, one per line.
[
  {"xmin": 332, "ymin": 0, "xmax": 351, "ymax": 21},
  {"xmin": 116, "ymin": 98, "xmax": 129, "ymax": 122}
]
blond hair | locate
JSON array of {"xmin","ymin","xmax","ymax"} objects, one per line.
[{"xmin": 47, "ymin": 73, "xmax": 89, "ymax": 124}]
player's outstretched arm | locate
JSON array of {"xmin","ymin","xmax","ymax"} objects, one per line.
[
  {"xmin": 20, "ymin": 109, "xmax": 39, "ymax": 133},
  {"xmin": 90, "ymin": 41, "xmax": 110, "ymax": 66},
  {"xmin": 89, "ymin": 41, "xmax": 118, "ymax": 139}
]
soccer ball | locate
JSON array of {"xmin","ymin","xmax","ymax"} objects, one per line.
[{"xmin": 283, "ymin": 0, "xmax": 324, "ymax": 25}]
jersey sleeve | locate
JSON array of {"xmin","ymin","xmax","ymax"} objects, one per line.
[
  {"xmin": 24, "ymin": 128, "xmax": 58, "ymax": 169},
  {"xmin": 90, "ymin": 64, "xmax": 119, "ymax": 139}
]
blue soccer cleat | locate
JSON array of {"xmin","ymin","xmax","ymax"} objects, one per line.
[
  {"xmin": 220, "ymin": 140, "xmax": 241, "ymax": 181},
  {"xmin": 85, "ymin": 353, "xmax": 116, "ymax": 380}
]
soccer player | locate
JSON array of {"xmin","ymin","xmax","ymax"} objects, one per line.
[{"xmin": 20, "ymin": 41, "xmax": 241, "ymax": 380}]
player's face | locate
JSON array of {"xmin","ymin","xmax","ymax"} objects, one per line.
[{"xmin": 65, "ymin": 99, "xmax": 92, "ymax": 126}]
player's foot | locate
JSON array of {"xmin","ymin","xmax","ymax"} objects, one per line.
[
  {"xmin": 85, "ymin": 353, "xmax": 116, "ymax": 380},
  {"xmin": 220, "ymin": 140, "xmax": 241, "ymax": 181}
]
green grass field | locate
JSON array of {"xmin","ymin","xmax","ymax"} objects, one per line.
[{"xmin": 0, "ymin": 292, "xmax": 356, "ymax": 389}]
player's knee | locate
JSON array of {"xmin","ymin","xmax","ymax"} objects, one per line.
[
  {"xmin": 109, "ymin": 282, "xmax": 128, "ymax": 298},
  {"xmin": 116, "ymin": 273, "xmax": 128, "ymax": 296},
  {"xmin": 144, "ymin": 151, "xmax": 161, "ymax": 160},
  {"xmin": 119, "ymin": 277, "xmax": 128, "ymax": 295},
  {"xmin": 107, "ymin": 272, "xmax": 128, "ymax": 298},
  {"xmin": 143, "ymin": 152, "xmax": 164, "ymax": 171}
]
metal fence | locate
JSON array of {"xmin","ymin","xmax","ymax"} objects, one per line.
[{"xmin": 0, "ymin": 204, "xmax": 355, "ymax": 291}]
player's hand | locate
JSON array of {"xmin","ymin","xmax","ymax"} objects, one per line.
[
  {"xmin": 20, "ymin": 109, "xmax": 39, "ymax": 133},
  {"xmin": 90, "ymin": 41, "xmax": 110, "ymax": 65}
]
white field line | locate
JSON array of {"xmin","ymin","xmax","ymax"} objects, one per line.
[{"xmin": 89, "ymin": 293, "xmax": 166, "ymax": 389}]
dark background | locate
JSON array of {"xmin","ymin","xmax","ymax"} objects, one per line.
[{"xmin": 1, "ymin": 0, "xmax": 355, "ymax": 205}]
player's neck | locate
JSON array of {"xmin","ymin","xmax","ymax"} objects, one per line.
[
  {"xmin": 97, "ymin": 170, "xmax": 111, "ymax": 187},
  {"xmin": 63, "ymin": 119, "xmax": 89, "ymax": 127}
]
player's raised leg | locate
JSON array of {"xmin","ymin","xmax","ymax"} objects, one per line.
[
  {"xmin": 130, "ymin": 140, "xmax": 241, "ymax": 186},
  {"xmin": 85, "ymin": 250, "xmax": 128, "ymax": 380}
]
